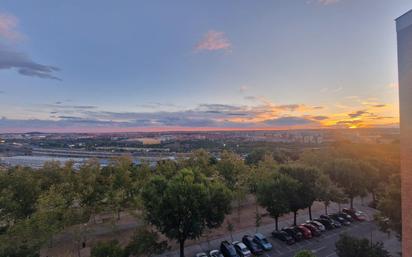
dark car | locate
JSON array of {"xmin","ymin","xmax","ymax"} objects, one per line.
[
  {"xmin": 253, "ymin": 233, "xmax": 272, "ymax": 251},
  {"xmin": 296, "ymin": 225, "xmax": 312, "ymax": 239},
  {"xmin": 242, "ymin": 235, "xmax": 263, "ymax": 255},
  {"xmin": 314, "ymin": 218, "xmax": 335, "ymax": 230},
  {"xmin": 271, "ymin": 230, "xmax": 295, "ymax": 245},
  {"xmin": 220, "ymin": 241, "xmax": 239, "ymax": 257},
  {"xmin": 335, "ymin": 212, "xmax": 354, "ymax": 222},
  {"xmin": 342, "ymin": 208, "xmax": 367, "ymax": 222},
  {"xmin": 329, "ymin": 213, "xmax": 351, "ymax": 226},
  {"xmin": 301, "ymin": 223, "xmax": 322, "ymax": 237},
  {"xmin": 282, "ymin": 227, "xmax": 303, "ymax": 242},
  {"xmin": 320, "ymin": 215, "xmax": 342, "ymax": 228}
]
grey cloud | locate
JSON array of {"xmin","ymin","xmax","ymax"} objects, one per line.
[
  {"xmin": 264, "ymin": 117, "xmax": 319, "ymax": 126},
  {"xmin": 311, "ymin": 115, "xmax": 329, "ymax": 120},
  {"xmin": 348, "ymin": 110, "xmax": 368, "ymax": 118},
  {"xmin": 0, "ymin": 44, "xmax": 61, "ymax": 80}
]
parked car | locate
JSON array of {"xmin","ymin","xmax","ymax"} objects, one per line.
[
  {"xmin": 314, "ymin": 218, "xmax": 335, "ymax": 230},
  {"xmin": 335, "ymin": 212, "xmax": 354, "ymax": 222},
  {"xmin": 306, "ymin": 220, "xmax": 326, "ymax": 232},
  {"xmin": 271, "ymin": 230, "xmax": 295, "ymax": 245},
  {"xmin": 253, "ymin": 233, "xmax": 273, "ymax": 251},
  {"xmin": 220, "ymin": 241, "xmax": 239, "ymax": 257},
  {"xmin": 329, "ymin": 213, "xmax": 351, "ymax": 226},
  {"xmin": 296, "ymin": 225, "xmax": 312, "ymax": 239},
  {"xmin": 342, "ymin": 208, "xmax": 367, "ymax": 221},
  {"xmin": 242, "ymin": 235, "xmax": 263, "ymax": 255},
  {"xmin": 233, "ymin": 241, "xmax": 252, "ymax": 257},
  {"xmin": 282, "ymin": 227, "xmax": 303, "ymax": 242},
  {"xmin": 210, "ymin": 250, "xmax": 224, "ymax": 257},
  {"xmin": 301, "ymin": 223, "xmax": 321, "ymax": 237},
  {"xmin": 320, "ymin": 215, "xmax": 342, "ymax": 228},
  {"xmin": 196, "ymin": 253, "xmax": 208, "ymax": 257}
]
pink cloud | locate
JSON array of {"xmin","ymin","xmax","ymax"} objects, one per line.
[
  {"xmin": 0, "ymin": 13, "xmax": 24, "ymax": 42},
  {"xmin": 318, "ymin": 0, "xmax": 340, "ymax": 5},
  {"xmin": 195, "ymin": 30, "xmax": 231, "ymax": 52}
]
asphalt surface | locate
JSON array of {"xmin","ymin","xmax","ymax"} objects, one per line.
[
  {"xmin": 157, "ymin": 201, "xmax": 401, "ymax": 257},
  {"xmin": 262, "ymin": 221, "xmax": 391, "ymax": 257}
]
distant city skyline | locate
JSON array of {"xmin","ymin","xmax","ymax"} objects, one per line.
[{"xmin": 0, "ymin": 0, "xmax": 410, "ymax": 132}]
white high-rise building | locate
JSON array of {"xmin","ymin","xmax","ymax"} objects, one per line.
[{"xmin": 396, "ymin": 10, "xmax": 412, "ymax": 256}]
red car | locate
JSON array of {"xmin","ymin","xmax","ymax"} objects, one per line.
[
  {"xmin": 301, "ymin": 223, "xmax": 322, "ymax": 237},
  {"xmin": 342, "ymin": 208, "xmax": 367, "ymax": 222},
  {"xmin": 297, "ymin": 225, "xmax": 312, "ymax": 239}
]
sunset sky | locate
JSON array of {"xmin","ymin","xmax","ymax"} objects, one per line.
[{"xmin": 0, "ymin": 0, "xmax": 410, "ymax": 132}]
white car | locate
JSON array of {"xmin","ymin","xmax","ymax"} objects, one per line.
[
  {"xmin": 209, "ymin": 250, "xmax": 224, "ymax": 257},
  {"xmin": 233, "ymin": 241, "xmax": 252, "ymax": 257}
]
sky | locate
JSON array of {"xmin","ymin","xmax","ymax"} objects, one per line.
[{"xmin": 0, "ymin": 0, "xmax": 410, "ymax": 133}]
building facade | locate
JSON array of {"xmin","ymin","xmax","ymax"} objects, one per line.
[{"xmin": 396, "ymin": 10, "xmax": 412, "ymax": 256}]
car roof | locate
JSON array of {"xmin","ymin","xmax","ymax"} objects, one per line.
[{"xmin": 255, "ymin": 233, "xmax": 264, "ymax": 238}]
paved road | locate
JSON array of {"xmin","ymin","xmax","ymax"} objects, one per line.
[{"xmin": 157, "ymin": 201, "xmax": 400, "ymax": 257}]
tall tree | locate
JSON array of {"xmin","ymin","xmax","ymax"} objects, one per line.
[
  {"xmin": 216, "ymin": 151, "xmax": 249, "ymax": 220},
  {"xmin": 375, "ymin": 175, "xmax": 401, "ymax": 238},
  {"xmin": 278, "ymin": 165, "xmax": 321, "ymax": 220},
  {"xmin": 256, "ymin": 173, "xmax": 299, "ymax": 230},
  {"xmin": 76, "ymin": 159, "xmax": 105, "ymax": 222},
  {"xmin": 141, "ymin": 169, "xmax": 231, "ymax": 257},
  {"xmin": 325, "ymin": 159, "xmax": 367, "ymax": 209},
  {"xmin": 316, "ymin": 175, "xmax": 345, "ymax": 215}
]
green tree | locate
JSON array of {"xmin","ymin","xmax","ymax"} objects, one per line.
[
  {"xmin": 256, "ymin": 173, "xmax": 300, "ymax": 230},
  {"xmin": 0, "ymin": 167, "xmax": 40, "ymax": 223},
  {"xmin": 294, "ymin": 250, "xmax": 316, "ymax": 257},
  {"xmin": 76, "ymin": 159, "xmax": 106, "ymax": 222},
  {"xmin": 141, "ymin": 169, "xmax": 231, "ymax": 257},
  {"xmin": 216, "ymin": 151, "xmax": 249, "ymax": 221},
  {"xmin": 278, "ymin": 165, "xmax": 321, "ymax": 221},
  {"xmin": 325, "ymin": 159, "xmax": 367, "ymax": 209},
  {"xmin": 316, "ymin": 175, "xmax": 345, "ymax": 215},
  {"xmin": 124, "ymin": 228, "xmax": 169, "ymax": 257},
  {"xmin": 375, "ymin": 175, "xmax": 401, "ymax": 238},
  {"xmin": 335, "ymin": 234, "xmax": 390, "ymax": 257},
  {"xmin": 245, "ymin": 149, "xmax": 267, "ymax": 166},
  {"xmin": 184, "ymin": 149, "xmax": 217, "ymax": 177},
  {"xmin": 90, "ymin": 240, "xmax": 124, "ymax": 257}
]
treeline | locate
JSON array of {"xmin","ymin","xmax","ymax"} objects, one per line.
[{"xmin": 0, "ymin": 142, "xmax": 400, "ymax": 257}]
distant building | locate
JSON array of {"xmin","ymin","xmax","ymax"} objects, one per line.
[{"xmin": 396, "ymin": 9, "xmax": 412, "ymax": 256}]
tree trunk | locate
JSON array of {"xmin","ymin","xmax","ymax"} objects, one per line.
[
  {"xmin": 308, "ymin": 205, "xmax": 312, "ymax": 220},
  {"xmin": 275, "ymin": 216, "xmax": 279, "ymax": 231},
  {"xmin": 293, "ymin": 211, "xmax": 298, "ymax": 225},
  {"xmin": 350, "ymin": 198, "xmax": 354, "ymax": 209},
  {"xmin": 324, "ymin": 202, "xmax": 328, "ymax": 215},
  {"xmin": 179, "ymin": 239, "xmax": 185, "ymax": 257}
]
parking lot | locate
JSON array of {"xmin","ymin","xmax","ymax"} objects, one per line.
[
  {"xmin": 261, "ymin": 221, "xmax": 392, "ymax": 257},
  {"xmin": 157, "ymin": 203, "xmax": 401, "ymax": 257}
]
